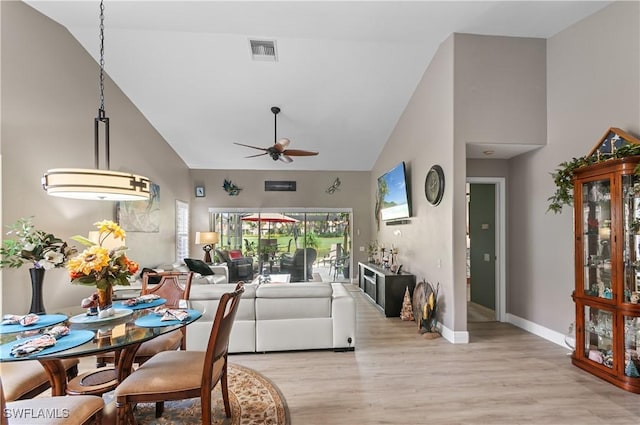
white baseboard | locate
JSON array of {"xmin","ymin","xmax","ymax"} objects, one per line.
[
  {"xmin": 506, "ymin": 313, "xmax": 568, "ymax": 348},
  {"xmin": 440, "ymin": 324, "xmax": 469, "ymax": 344}
]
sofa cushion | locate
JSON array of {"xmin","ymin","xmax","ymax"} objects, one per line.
[
  {"xmin": 256, "ymin": 283, "xmax": 332, "ymax": 320},
  {"xmin": 189, "ymin": 283, "xmax": 257, "ymax": 300},
  {"xmin": 184, "ymin": 258, "xmax": 214, "ymax": 276},
  {"xmin": 256, "ymin": 282, "xmax": 332, "ymax": 298}
]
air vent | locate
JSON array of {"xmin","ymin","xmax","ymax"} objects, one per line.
[
  {"xmin": 265, "ymin": 181, "xmax": 296, "ymax": 192},
  {"xmin": 249, "ymin": 39, "xmax": 277, "ymax": 62}
]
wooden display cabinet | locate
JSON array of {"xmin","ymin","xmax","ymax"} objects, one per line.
[{"xmin": 572, "ymin": 156, "xmax": 640, "ymax": 393}]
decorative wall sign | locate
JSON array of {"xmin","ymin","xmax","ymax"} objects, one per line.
[
  {"xmin": 326, "ymin": 177, "xmax": 341, "ymax": 194},
  {"xmin": 223, "ymin": 179, "xmax": 242, "ymax": 196},
  {"xmin": 117, "ymin": 182, "xmax": 160, "ymax": 232}
]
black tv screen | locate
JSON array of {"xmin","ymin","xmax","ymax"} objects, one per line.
[{"xmin": 377, "ymin": 162, "xmax": 411, "ymax": 221}]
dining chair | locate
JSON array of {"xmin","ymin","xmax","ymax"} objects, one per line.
[
  {"xmin": 0, "ymin": 358, "xmax": 79, "ymax": 401},
  {"xmin": 93, "ymin": 271, "xmax": 194, "ymax": 368},
  {"xmin": 1, "ymin": 377, "xmax": 104, "ymax": 425},
  {"xmin": 114, "ymin": 282, "xmax": 245, "ymax": 425},
  {"xmin": 68, "ymin": 272, "xmax": 194, "ymax": 397}
]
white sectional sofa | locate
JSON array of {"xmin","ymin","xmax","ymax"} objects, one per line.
[{"xmin": 187, "ymin": 282, "xmax": 356, "ymax": 353}]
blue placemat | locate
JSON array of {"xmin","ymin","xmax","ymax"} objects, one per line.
[
  {"xmin": 135, "ymin": 309, "xmax": 202, "ymax": 328},
  {"xmin": 0, "ymin": 330, "xmax": 95, "ymax": 360},
  {"xmin": 0, "ymin": 314, "xmax": 67, "ymax": 335},
  {"xmin": 112, "ymin": 297, "xmax": 166, "ymax": 311}
]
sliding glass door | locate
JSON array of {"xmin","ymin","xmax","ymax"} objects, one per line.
[{"xmin": 208, "ymin": 209, "xmax": 351, "ymax": 283}]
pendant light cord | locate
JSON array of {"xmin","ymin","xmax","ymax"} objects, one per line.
[
  {"xmin": 98, "ymin": 0, "xmax": 105, "ymax": 116},
  {"xmin": 95, "ymin": 0, "xmax": 109, "ymax": 169}
]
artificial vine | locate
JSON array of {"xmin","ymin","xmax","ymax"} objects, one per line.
[{"xmin": 547, "ymin": 143, "xmax": 640, "ymax": 214}]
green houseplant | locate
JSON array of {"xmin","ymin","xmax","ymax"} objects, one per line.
[
  {"xmin": 548, "ymin": 143, "xmax": 640, "ymax": 214},
  {"xmin": 0, "ymin": 217, "xmax": 76, "ymax": 313}
]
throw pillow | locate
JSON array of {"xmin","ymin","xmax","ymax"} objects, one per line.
[
  {"xmin": 183, "ymin": 258, "xmax": 214, "ymax": 276},
  {"xmin": 216, "ymin": 249, "xmax": 231, "ymax": 263},
  {"xmin": 229, "ymin": 249, "xmax": 243, "ymax": 260}
]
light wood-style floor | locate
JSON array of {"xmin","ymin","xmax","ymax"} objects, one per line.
[{"xmin": 231, "ymin": 283, "xmax": 640, "ymax": 425}]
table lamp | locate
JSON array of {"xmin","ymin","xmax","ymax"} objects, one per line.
[{"xmin": 195, "ymin": 231, "xmax": 219, "ymax": 263}]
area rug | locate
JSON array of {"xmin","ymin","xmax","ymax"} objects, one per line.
[{"xmin": 106, "ymin": 363, "xmax": 290, "ymax": 425}]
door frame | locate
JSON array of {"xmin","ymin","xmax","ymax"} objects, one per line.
[{"xmin": 466, "ymin": 177, "xmax": 506, "ymax": 322}]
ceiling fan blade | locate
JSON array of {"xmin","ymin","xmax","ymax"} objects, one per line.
[
  {"xmin": 282, "ymin": 149, "xmax": 319, "ymax": 157},
  {"xmin": 245, "ymin": 152, "xmax": 268, "ymax": 158},
  {"xmin": 234, "ymin": 142, "xmax": 268, "ymax": 152},
  {"xmin": 280, "ymin": 155, "xmax": 294, "ymax": 163}
]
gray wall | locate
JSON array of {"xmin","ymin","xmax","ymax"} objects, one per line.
[
  {"xmin": 1, "ymin": 1, "xmax": 192, "ymax": 313},
  {"xmin": 369, "ymin": 2, "xmax": 638, "ymax": 341},
  {"xmin": 372, "ymin": 34, "xmax": 457, "ymax": 332},
  {"xmin": 2, "ymin": 0, "xmax": 637, "ymax": 342},
  {"xmin": 508, "ymin": 1, "xmax": 640, "ymax": 331},
  {"xmin": 188, "ymin": 169, "xmax": 372, "ymax": 267}
]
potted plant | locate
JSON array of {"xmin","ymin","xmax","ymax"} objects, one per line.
[
  {"xmin": 548, "ymin": 143, "xmax": 640, "ymax": 213},
  {"xmin": 0, "ymin": 217, "xmax": 76, "ymax": 313}
]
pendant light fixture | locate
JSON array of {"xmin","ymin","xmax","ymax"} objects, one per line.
[{"xmin": 41, "ymin": 0, "xmax": 150, "ymax": 201}]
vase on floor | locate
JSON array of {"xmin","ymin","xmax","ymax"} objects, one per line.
[{"xmin": 29, "ymin": 267, "xmax": 46, "ymax": 314}]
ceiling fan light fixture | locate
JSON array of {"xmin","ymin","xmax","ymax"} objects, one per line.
[{"xmin": 42, "ymin": 0, "xmax": 150, "ymax": 201}]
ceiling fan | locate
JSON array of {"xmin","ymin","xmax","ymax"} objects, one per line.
[{"xmin": 234, "ymin": 106, "xmax": 319, "ymax": 163}]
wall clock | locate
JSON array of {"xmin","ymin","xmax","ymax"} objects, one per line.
[{"xmin": 425, "ymin": 165, "xmax": 444, "ymax": 206}]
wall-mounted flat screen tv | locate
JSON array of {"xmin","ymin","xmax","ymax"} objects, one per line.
[{"xmin": 377, "ymin": 162, "xmax": 411, "ymax": 222}]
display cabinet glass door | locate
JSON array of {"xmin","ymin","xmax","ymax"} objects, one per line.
[
  {"xmin": 584, "ymin": 305, "xmax": 614, "ymax": 369},
  {"xmin": 622, "ymin": 175, "xmax": 640, "ymax": 303},
  {"xmin": 624, "ymin": 315, "xmax": 640, "ymax": 377},
  {"xmin": 582, "ymin": 179, "xmax": 612, "ymax": 299}
]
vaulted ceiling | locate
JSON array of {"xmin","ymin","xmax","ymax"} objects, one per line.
[{"xmin": 25, "ymin": 1, "xmax": 610, "ymax": 170}]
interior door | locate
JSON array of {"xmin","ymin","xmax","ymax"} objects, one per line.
[{"xmin": 469, "ymin": 183, "xmax": 496, "ymax": 312}]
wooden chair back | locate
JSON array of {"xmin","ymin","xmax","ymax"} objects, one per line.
[
  {"xmin": 1, "ymin": 378, "xmax": 7, "ymax": 425},
  {"xmin": 142, "ymin": 271, "xmax": 194, "ymax": 307},
  {"xmin": 202, "ymin": 282, "xmax": 244, "ymax": 389}
]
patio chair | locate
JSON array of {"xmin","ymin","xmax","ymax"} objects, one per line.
[{"xmin": 280, "ymin": 248, "xmax": 317, "ymax": 281}]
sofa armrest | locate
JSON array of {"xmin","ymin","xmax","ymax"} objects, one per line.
[{"xmin": 331, "ymin": 283, "xmax": 356, "ymax": 349}]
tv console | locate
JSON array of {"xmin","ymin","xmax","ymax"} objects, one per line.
[{"xmin": 358, "ymin": 262, "xmax": 416, "ymax": 317}]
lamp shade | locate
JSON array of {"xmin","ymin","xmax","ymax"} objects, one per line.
[
  {"xmin": 195, "ymin": 231, "xmax": 219, "ymax": 245},
  {"xmin": 42, "ymin": 168, "xmax": 150, "ymax": 201}
]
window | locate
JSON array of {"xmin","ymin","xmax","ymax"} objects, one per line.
[{"xmin": 175, "ymin": 200, "xmax": 189, "ymax": 263}]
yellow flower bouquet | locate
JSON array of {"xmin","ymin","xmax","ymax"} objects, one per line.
[{"xmin": 67, "ymin": 220, "xmax": 139, "ymax": 294}]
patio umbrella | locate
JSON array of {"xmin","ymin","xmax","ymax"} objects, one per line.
[
  {"xmin": 241, "ymin": 213, "xmax": 299, "ymax": 244},
  {"xmin": 240, "ymin": 213, "xmax": 299, "ymax": 223}
]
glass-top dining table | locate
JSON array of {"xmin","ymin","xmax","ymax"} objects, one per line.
[{"xmin": 0, "ymin": 300, "xmax": 203, "ymax": 396}]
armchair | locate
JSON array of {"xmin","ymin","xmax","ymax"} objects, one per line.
[
  {"xmin": 280, "ymin": 248, "xmax": 317, "ymax": 282},
  {"xmin": 216, "ymin": 249, "xmax": 254, "ymax": 282}
]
